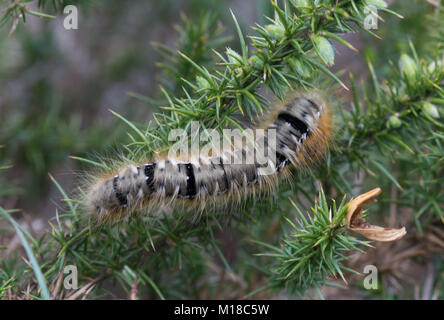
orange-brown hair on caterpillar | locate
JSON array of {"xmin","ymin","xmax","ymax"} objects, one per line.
[{"xmin": 83, "ymin": 91, "xmax": 333, "ymax": 223}]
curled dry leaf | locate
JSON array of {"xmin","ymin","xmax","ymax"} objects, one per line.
[{"xmin": 346, "ymin": 188, "xmax": 406, "ymax": 242}]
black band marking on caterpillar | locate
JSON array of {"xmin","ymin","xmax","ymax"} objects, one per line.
[
  {"xmin": 85, "ymin": 92, "xmax": 331, "ymax": 222},
  {"xmin": 277, "ymin": 112, "xmax": 309, "ymax": 137},
  {"xmin": 144, "ymin": 163, "xmax": 156, "ymax": 193},
  {"xmin": 113, "ymin": 176, "xmax": 128, "ymax": 207},
  {"xmin": 185, "ymin": 163, "xmax": 197, "ymax": 199},
  {"xmin": 275, "ymin": 152, "xmax": 290, "ymax": 172}
]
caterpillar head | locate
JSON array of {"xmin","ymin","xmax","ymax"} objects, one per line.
[{"xmin": 85, "ymin": 178, "xmax": 123, "ymax": 221}]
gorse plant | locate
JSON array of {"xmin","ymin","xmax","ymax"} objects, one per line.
[
  {"xmin": 252, "ymin": 190, "xmax": 370, "ymax": 297},
  {"xmin": 112, "ymin": 0, "xmax": 395, "ymax": 160},
  {"xmin": 0, "ymin": 0, "xmax": 443, "ymax": 300}
]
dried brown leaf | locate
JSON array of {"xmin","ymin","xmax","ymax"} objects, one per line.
[{"xmin": 346, "ymin": 188, "xmax": 406, "ymax": 242}]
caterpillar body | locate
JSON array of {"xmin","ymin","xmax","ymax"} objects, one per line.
[{"xmin": 85, "ymin": 92, "xmax": 332, "ymax": 222}]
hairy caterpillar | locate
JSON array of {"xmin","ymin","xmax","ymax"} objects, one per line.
[{"xmin": 84, "ymin": 92, "xmax": 332, "ymax": 222}]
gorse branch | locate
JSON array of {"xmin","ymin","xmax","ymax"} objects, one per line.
[
  {"xmin": 254, "ymin": 189, "xmax": 369, "ymax": 297},
  {"xmin": 330, "ymin": 44, "xmax": 444, "ymax": 222},
  {"xmin": 113, "ymin": 0, "xmax": 393, "ymax": 162}
]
